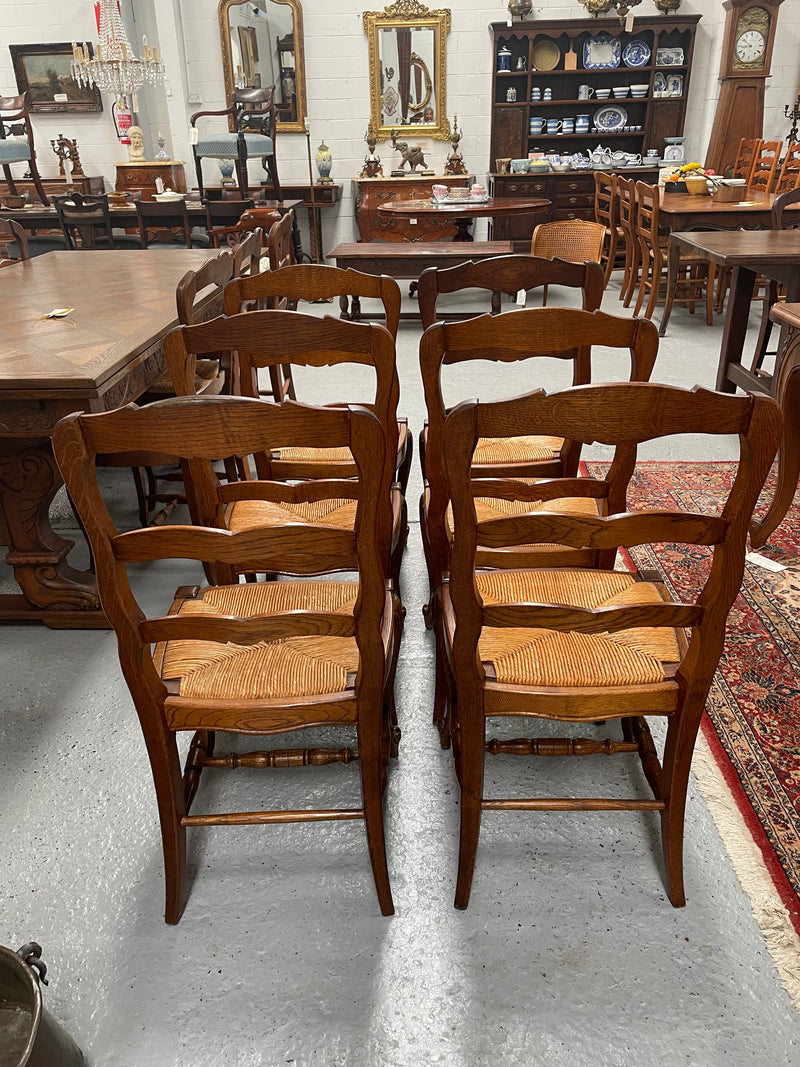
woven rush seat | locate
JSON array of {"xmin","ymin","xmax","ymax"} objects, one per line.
[
  {"xmin": 228, "ymin": 495, "xmax": 356, "ymax": 531},
  {"xmin": 155, "ymin": 581, "xmax": 359, "ymax": 701},
  {"xmin": 473, "ymin": 434, "xmax": 563, "ymax": 465},
  {"xmin": 445, "ymin": 489, "xmax": 599, "ymax": 546},
  {"xmin": 474, "ymin": 569, "xmax": 681, "ymax": 688},
  {"xmin": 275, "ymin": 421, "xmax": 409, "ymax": 473}
]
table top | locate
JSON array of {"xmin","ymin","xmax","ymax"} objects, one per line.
[
  {"xmin": 0, "ymin": 199, "xmax": 303, "ymax": 229},
  {"xmin": 668, "ymin": 229, "xmax": 800, "ymax": 267},
  {"xmin": 660, "ymin": 187, "xmax": 778, "ymax": 216},
  {"xmin": 0, "ymin": 249, "xmax": 220, "ymax": 398},
  {"xmin": 376, "ymin": 196, "xmax": 550, "ymax": 218}
]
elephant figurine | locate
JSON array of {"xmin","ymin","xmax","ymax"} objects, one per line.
[{"xmin": 390, "ymin": 130, "xmax": 429, "ymax": 172}]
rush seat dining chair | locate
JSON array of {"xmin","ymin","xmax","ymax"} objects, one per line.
[
  {"xmin": 419, "ymin": 307, "xmax": 659, "ymax": 736},
  {"xmin": 0, "ymin": 93, "xmax": 49, "ymax": 205},
  {"xmin": 746, "ymin": 139, "xmax": 782, "ymax": 193},
  {"xmin": 594, "ymin": 171, "xmax": 623, "ymax": 287},
  {"xmin": 634, "ymin": 181, "xmax": 714, "ymax": 324},
  {"xmin": 731, "ymin": 137, "xmax": 762, "ymax": 182},
  {"xmin": 616, "ymin": 175, "xmax": 640, "ymax": 307},
  {"xmin": 441, "ymin": 381, "xmax": 781, "ymax": 909},
  {"xmin": 417, "ymin": 254, "xmax": 605, "ymax": 332},
  {"xmin": 191, "ymin": 86, "xmax": 282, "ymax": 203},
  {"xmin": 774, "ymin": 141, "xmax": 800, "ymax": 194},
  {"xmin": 163, "ymin": 310, "xmax": 408, "ymax": 592},
  {"xmin": 529, "ymin": 219, "xmax": 606, "ymax": 305},
  {"xmin": 53, "ymin": 395, "xmax": 402, "ymax": 922},
  {"xmin": 223, "ymin": 262, "xmax": 413, "ymax": 496}
]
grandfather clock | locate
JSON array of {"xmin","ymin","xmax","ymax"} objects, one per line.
[{"xmin": 704, "ymin": 0, "xmax": 784, "ymax": 177}]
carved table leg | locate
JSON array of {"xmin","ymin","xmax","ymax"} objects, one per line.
[{"xmin": 0, "ymin": 438, "xmax": 107, "ymax": 627}]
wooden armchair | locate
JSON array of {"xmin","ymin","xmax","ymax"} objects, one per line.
[
  {"xmin": 0, "ymin": 93, "xmax": 49, "ymax": 205},
  {"xmin": 191, "ymin": 86, "xmax": 281, "ymax": 203},
  {"xmin": 53, "ymin": 395, "xmax": 402, "ymax": 922},
  {"xmin": 441, "ymin": 381, "xmax": 781, "ymax": 909}
]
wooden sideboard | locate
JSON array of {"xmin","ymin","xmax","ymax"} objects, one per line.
[
  {"xmin": 355, "ymin": 175, "xmax": 470, "ymax": 242},
  {"xmin": 489, "ymin": 167, "xmax": 660, "ymax": 250},
  {"xmin": 0, "ymin": 174, "xmax": 104, "ymax": 204},
  {"xmin": 115, "ymin": 161, "xmax": 187, "ymax": 201}
]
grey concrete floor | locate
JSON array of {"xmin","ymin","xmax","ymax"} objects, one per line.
[{"xmin": 1, "ymin": 279, "xmax": 799, "ymax": 1066}]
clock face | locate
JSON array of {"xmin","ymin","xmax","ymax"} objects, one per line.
[{"xmin": 735, "ymin": 28, "xmax": 766, "ymax": 64}]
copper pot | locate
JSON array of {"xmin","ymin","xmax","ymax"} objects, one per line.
[{"xmin": 0, "ymin": 943, "xmax": 84, "ymax": 1067}]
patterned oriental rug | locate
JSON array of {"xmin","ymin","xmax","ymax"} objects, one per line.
[{"xmin": 585, "ymin": 461, "xmax": 800, "ymax": 999}]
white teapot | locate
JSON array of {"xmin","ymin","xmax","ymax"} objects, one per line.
[{"xmin": 590, "ymin": 145, "xmax": 612, "ymax": 166}]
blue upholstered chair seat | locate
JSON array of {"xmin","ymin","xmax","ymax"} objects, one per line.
[
  {"xmin": 195, "ymin": 133, "xmax": 274, "ymax": 158},
  {"xmin": 0, "ymin": 139, "xmax": 31, "ymax": 162}
]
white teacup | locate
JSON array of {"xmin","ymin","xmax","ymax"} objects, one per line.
[{"xmin": 431, "ymin": 184, "xmax": 448, "ymax": 201}]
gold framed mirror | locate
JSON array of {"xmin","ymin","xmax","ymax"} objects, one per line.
[
  {"xmin": 363, "ymin": 1, "xmax": 451, "ymax": 141},
  {"xmin": 219, "ymin": 0, "xmax": 307, "ymax": 134}
]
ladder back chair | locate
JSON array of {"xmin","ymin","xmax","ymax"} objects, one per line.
[
  {"xmin": 417, "ymin": 255, "xmax": 605, "ymax": 331},
  {"xmin": 441, "ymin": 381, "xmax": 782, "ymax": 909},
  {"xmin": 53, "ymin": 395, "xmax": 402, "ymax": 923},
  {"xmin": 191, "ymin": 86, "xmax": 281, "ymax": 203},
  {"xmin": 746, "ymin": 139, "xmax": 782, "ymax": 192},
  {"xmin": 731, "ymin": 137, "xmax": 762, "ymax": 181},
  {"xmin": 0, "ymin": 93, "xmax": 49, "ymax": 205},
  {"xmin": 634, "ymin": 181, "xmax": 714, "ymax": 324},
  {"xmin": 98, "ymin": 251, "xmax": 236, "ymax": 526},
  {"xmin": 529, "ymin": 219, "xmax": 606, "ymax": 305},
  {"xmin": 419, "ymin": 307, "xmax": 659, "ymax": 650},
  {"xmin": 223, "ymin": 262, "xmax": 412, "ymax": 496},
  {"xmin": 593, "ymin": 171, "xmax": 622, "ymax": 286},
  {"xmin": 774, "ymin": 141, "xmax": 800, "ymax": 194},
  {"xmin": 163, "ymin": 310, "xmax": 407, "ymax": 591},
  {"xmin": 615, "ymin": 175, "xmax": 640, "ymax": 307}
]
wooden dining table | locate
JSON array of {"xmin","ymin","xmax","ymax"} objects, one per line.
[
  {"xmin": 658, "ymin": 187, "xmax": 791, "ymax": 232},
  {"xmin": 376, "ymin": 196, "xmax": 550, "ymax": 241},
  {"xmin": 658, "ymin": 229, "xmax": 800, "ymax": 548},
  {"xmin": 0, "ymin": 248, "xmax": 221, "ymax": 628}
]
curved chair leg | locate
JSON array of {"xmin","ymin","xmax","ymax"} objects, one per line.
[
  {"xmin": 152, "ymin": 736, "xmax": 190, "ymax": 925},
  {"xmin": 359, "ymin": 722, "xmax": 394, "ymax": 916},
  {"xmin": 658, "ymin": 712, "xmax": 703, "ymax": 908},
  {"xmin": 454, "ymin": 711, "xmax": 484, "ymax": 910},
  {"xmin": 28, "ymin": 159, "xmax": 50, "ymax": 206}
]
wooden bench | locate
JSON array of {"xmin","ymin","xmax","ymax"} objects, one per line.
[{"xmin": 327, "ymin": 240, "xmax": 514, "ymax": 321}]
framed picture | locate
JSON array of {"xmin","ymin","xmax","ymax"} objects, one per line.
[{"xmin": 10, "ymin": 43, "xmax": 103, "ymax": 113}]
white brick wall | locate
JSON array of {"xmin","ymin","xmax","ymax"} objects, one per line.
[{"xmin": 2, "ymin": 0, "xmax": 799, "ymax": 248}]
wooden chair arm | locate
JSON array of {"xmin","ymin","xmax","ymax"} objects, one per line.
[{"xmin": 190, "ymin": 104, "xmax": 235, "ymax": 126}]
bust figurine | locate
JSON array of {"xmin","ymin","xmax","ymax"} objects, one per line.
[{"xmin": 127, "ymin": 126, "xmax": 146, "ymax": 162}]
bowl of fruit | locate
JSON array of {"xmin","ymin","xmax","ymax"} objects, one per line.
[{"xmin": 664, "ymin": 162, "xmax": 712, "ymax": 195}]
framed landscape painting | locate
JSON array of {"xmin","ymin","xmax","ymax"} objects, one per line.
[{"xmin": 10, "ymin": 43, "xmax": 103, "ymax": 113}]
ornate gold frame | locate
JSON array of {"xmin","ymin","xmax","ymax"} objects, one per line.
[
  {"xmin": 218, "ymin": 0, "xmax": 307, "ymax": 134},
  {"xmin": 363, "ymin": 1, "xmax": 451, "ymax": 141}
]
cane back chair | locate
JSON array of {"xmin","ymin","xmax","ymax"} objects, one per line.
[
  {"xmin": 53, "ymin": 395, "xmax": 402, "ymax": 922},
  {"xmin": 529, "ymin": 220, "xmax": 606, "ymax": 305},
  {"xmin": 441, "ymin": 381, "xmax": 781, "ymax": 909}
]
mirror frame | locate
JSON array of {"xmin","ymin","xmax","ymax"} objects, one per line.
[
  {"xmin": 218, "ymin": 0, "xmax": 307, "ymax": 134},
  {"xmin": 363, "ymin": 1, "xmax": 451, "ymax": 142}
]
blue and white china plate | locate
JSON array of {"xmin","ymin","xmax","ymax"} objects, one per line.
[
  {"xmin": 583, "ymin": 33, "xmax": 621, "ymax": 70},
  {"xmin": 593, "ymin": 104, "xmax": 628, "ymax": 132},
  {"xmin": 655, "ymin": 46, "xmax": 684, "ymax": 66},
  {"xmin": 622, "ymin": 39, "xmax": 651, "ymax": 68},
  {"xmin": 653, "ymin": 71, "xmax": 668, "ymax": 94}
]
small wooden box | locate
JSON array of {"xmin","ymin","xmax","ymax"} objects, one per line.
[{"xmin": 712, "ymin": 184, "xmax": 746, "ymax": 203}]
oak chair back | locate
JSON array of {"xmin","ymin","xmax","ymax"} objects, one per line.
[
  {"xmin": 731, "ymin": 137, "xmax": 762, "ymax": 180},
  {"xmin": 442, "ymin": 381, "xmax": 782, "ymax": 909},
  {"xmin": 419, "ymin": 307, "xmax": 659, "ymax": 630},
  {"xmin": 615, "ymin": 174, "xmax": 639, "ymax": 307},
  {"xmin": 593, "ymin": 170, "xmax": 619, "ymax": 286},
  {"xmin": 53, "ymin": 395, "xmax": 398, "ymax": 922},
  {"xmin": 417, "ymin": 254, "xmax": 604, "ymax": 330},
  {"xmin": 774, "ymin": 140, "xmax": 800, "ymax": 194},
  {"xmin": 747, "ymin": 139, "xmax": 782, "ymax": 192}
]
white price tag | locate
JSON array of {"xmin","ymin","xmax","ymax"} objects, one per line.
[
  {"xmin": 515, "ymin": 288, "xmax": 527, "ymax": 306},
  {"xmin": 625, "ymin": 12, "xmax": 635, "ymax": 32},
  {"xmin": 190, "ymin": 127, "xmax": 199, "ymax": 145},
  {"xmin": 746, "ymin": 552, "xmax": 786, "ymax": 572},
  {"xmin": 409, "ymin": 217, "xmax": 417, "ymax": 225}
]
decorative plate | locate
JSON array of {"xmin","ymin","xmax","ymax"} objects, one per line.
[
  {"xmin": 532, "ymin": 39, "xmax": 560, "ymax": 71},
  {"xmin": 655, "ymin": 46, "xmax": 684, "ymax": 66},
  {"xmin": 583, "ymin": 33, "xmax": 621, "ymax": 70},
  {"xmin": 653, "ymin": 71, "xmax": 668, "ymax": 94},
  {"xmin": 593, "ymin": 104, "xmax": 628, "ymax": 132},
  {"xmin": 666, "ymin": 73, "xmax": 684, "ymax": 96},
  {"xmin": 622, "ymin": 39, "xmax": 651, "ymax": 68}
]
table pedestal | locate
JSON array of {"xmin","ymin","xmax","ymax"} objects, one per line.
[{"xmin": 0, "ymin": 437, "xmax": 106, "ymax": 627}]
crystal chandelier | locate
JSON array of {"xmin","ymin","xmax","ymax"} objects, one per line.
[{"xmin": 71, "ymin": 0, "xmax": 164, "ymax": 107}]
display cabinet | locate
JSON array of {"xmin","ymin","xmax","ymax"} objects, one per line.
[{"xmin": 489, "ymin": 14, "xmax": 700, "ymax": 167}]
